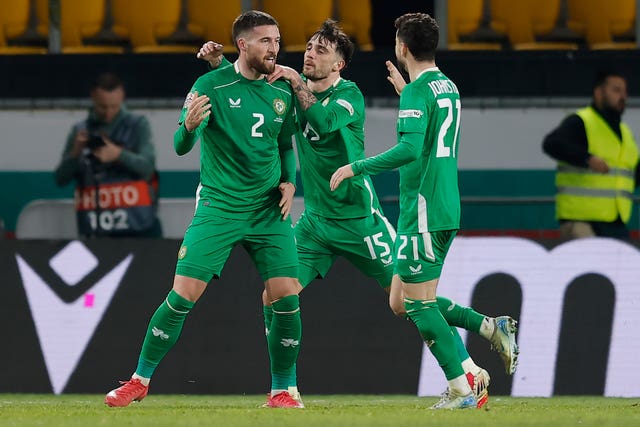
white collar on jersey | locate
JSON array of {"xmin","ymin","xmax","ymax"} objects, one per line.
[{"xmin": 415, "ymin": 66, "xmax": 440, "ymax": 80}]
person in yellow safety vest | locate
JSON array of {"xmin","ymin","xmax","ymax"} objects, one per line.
[{"xmin": 543, "ymin": 70, "xmax": 639, "ymax": 240}]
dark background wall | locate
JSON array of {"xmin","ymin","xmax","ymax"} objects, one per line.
[{"xmin": 2, "ymin": 49, "xmax": 639, "ymax": 100}]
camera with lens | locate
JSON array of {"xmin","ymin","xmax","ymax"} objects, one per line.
[{"xmin": 87, "ymin": 133, "xmax": 106, "ymax": 150}]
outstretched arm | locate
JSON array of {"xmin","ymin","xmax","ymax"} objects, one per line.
[{"xmin": 197, "ymin": 41, "xmax": 225, "ymax": 69}]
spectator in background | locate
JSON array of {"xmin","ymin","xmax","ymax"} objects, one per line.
[
  {"xmin": 54, "ymin": 72, "xmax": 162, "ymax": 237},
  {"xmin": 542, "ymin": 70, "xmax": 639, "ymax": 240}
]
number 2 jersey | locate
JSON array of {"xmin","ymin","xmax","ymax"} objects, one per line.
[
  {"xmin": 352, "ymin": 68, "xmax": 462, "ymax": 233},
  {"xmin": 174, "ymin": 61, "xmax": 297, "ymax": 219}
]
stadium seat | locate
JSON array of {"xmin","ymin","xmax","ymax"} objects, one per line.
[
  {"xmin": 16, "ymin": 197, "xmax": 306, "ymax": 239},
  {"xmin": 447, "ymin": 0, "xmax": 502, "ymax": 50},
  {"xmin": 490, "ymin": 0, "xmax": 578, "ymax": 50},
  {"xmin": 60, "ymin": 0, "xmax": 124, "ymax": 54},
  {"xmin": 16, "ymin": 199, "xmax": 78, "ymax": 239},
  {"xmin": 0, "ymin": 0, "xmax": 47, "ymax": 54},
  {"xmin": 111, "ymin": 0, "xmax": 198, "ymax": 53},
  {"xmin": 335, "ymin": 0, "xmax": 374, "ymax": 51},
  {"xmin": 567, "ymin": 0, "xmax": 637, "ymax": 49},
  {"xmin": 187, "ymin": 0, "xmax": 241, "ymax": 54},
  {"xmin": 260, "ymin": 0, "xmax": 333, "ymax": 51}
]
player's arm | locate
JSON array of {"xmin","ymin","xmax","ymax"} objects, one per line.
[
  {"xmin": 267, "ymin": 65, "xmax": 318, "ymax": 112},
  {"xmin": 277, "ymin": 102, "xmax": 298, "ymax": 219},
  {"xmin": 330, "ymin": 85, "xmax": 427, "ymax": 190},
  {"xmin": 278, "ymin": 102, "xmax": 297, "ymax": 186},
  {"xmin": 174, "ymin": 83, "xmax": 211, "ymax": 156},
  {"xmin": 304, "ymin": 87, "xmax": 364, "ymax": 137},
  {"xmin": 197, "ymin": 41, "xmax": 231, "ymax": 70}
]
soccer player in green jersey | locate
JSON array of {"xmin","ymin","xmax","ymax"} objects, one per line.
[
  {"xmin": 201, "ymin": 19, "xmax": 516, "ymax": 408},
  {"xmin": 331, "ymin": 13, "xmax": 519, "ymax": 409},
  {"xmin": 104, "ymin": 11, "xmax": 303, "ymax": 409}
]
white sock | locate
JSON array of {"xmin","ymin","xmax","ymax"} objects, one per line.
[
  {"xmin": 448, "ymin": 374, "xmax": 473, "ymax": 396},
  {"xmin": 461, "ymin": 357, "xmax": 480, "ymax": 374},
  {"xmin": 479, "ymin": 317, "xmax": 495, "ymax": 340},
  {"xmin": 132, "ymin": 373, "xmax": 150, "ymax": 386},
  {"xmin": 271, "ymin": 389, "xmax": 287, "ymax": 396}
]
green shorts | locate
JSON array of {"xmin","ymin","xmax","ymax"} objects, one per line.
[
  {"xmin": 175, "ymin": 200, "xmax": 298, "ymax": 283},
  {"xmin": 295, "ymin": 210, "xmax": 396, "ymax": 288},
  {"xmin": 394, "ymin": 230, "xmax": 457, "ymax": 283}
]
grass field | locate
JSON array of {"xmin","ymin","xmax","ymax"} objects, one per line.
[{"xmin": 1, "ymin": 395, "xmax": 638, "ymax": 427}]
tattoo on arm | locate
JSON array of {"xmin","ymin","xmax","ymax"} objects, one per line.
[
  {"xmin": 293, "ymin": 82, "xmax": 317, "ymax": 111},
  {"xmin": 209, "ymin": 56, "xmax": 223, "ymax": 70}
]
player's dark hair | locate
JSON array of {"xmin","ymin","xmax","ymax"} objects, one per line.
[
  {"xmin": 592, "ymin": 69, "xmax": 627, "ymax": 90},
  {"xmin": 394, "ymin": 13, "xmax": 439, "ymax": 61},
  {"xmin": 310, "ymin": 19, "xmax": 355, "ymax": 68},
  {"xmin": 232, "ymin": 10, "xmax": 279, "ymax": 47},
  {"xmin": 91, "ymin": 72, "xmax": 124, "ymax": 91}
]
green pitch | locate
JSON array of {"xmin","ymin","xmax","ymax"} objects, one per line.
[{"xmin": 1, "ymin": 395, "xmax": 638, "ymax": 427}]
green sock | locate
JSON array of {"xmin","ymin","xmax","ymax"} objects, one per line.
[
  {"xmin": 450, "ymin": 326, "xmax": 471, "ymax": 362},
  {"xmin": 135, "ymin": 290, "xmax": 194, "ymax": 379},
  {"xmin": 437, "ymin": 296, "xmax": 484, "ymax": 333},
  {"xmin": 264, "ymin": 304, "xmax": 298, "ymax": 388},
  {"xmin": 269, "ymin": 295, "xmax": 301, "ymax": 390},
  {"xmin": 263, "ymin": 305, "xmax": 273, "ymax": 335},
  {"xmin": 405, "ymin": 298, "xmax": 464, "ymax": 380}
]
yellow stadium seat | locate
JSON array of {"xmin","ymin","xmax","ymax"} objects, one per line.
[
  {"xmin": 59, "ymin": 0, "xmax": 124, "ymax": 54},
  {"xmin": 567, "ymin": 0, "xmax": 637, "ymax": 49},
  {"xmin": 187, "ymin": 0, "xmax": 241, "ymax": 53},
  {"xmin": 261, "ymin": 0, "xmax": 333, "ymax": 52},
  {"xmin": 335, "ymin": 0, "xmax": 373, "ymax": 51},
  {"xmin": 448, "ymin": 0, "xmax": 502, "ymax": 50},
  {"xmin": 0, "ymin": 0, "xmax": 47, "ymax": 54},
  {"xmin": 111, "ymin": 0, "xmax": 197, "ymax": 53},
  {"xmin": 491, "ymin": 0, "xmax": 578, "ymax": 50}
]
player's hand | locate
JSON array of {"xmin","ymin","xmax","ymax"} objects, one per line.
[
  {"xmin": 92, "ymin": 136, "xmax": 123, "ymax": 163},
  {"xmin": 197, "ymin": 41, "xmax": 224, "ymax": 69},
  {"xmin": 330, "ymin": 164, "xmax": 355, "ymax": 191},
  {"xmin": 278, "ymin": 182, "xmax": 296, "ymax": 220},
  {"xmin": 386, "ymin": 60, "xmax": 406, "ymax": 96},
  {"xmin": 588, "ymin": 155, "xmax": 610, "ymax": 173},
  {"xmin": 184, "ymin": 91, "xmax": 211, "ymax": 132},
  {"xmin": 267, "ymin": 65, "xmax": 299, "ymax": 84}
]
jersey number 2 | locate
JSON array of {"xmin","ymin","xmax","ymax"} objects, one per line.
[{"xmin": 251, "ymin": 113, "xmax": 264, "ymax": 137}]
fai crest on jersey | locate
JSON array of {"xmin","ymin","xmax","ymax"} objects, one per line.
[
  {"xmin": 178, "ymin": 245, "xmax": 187, "ymax": 259},
  {"xmin": 183, "ymin": 92, "xmax": 195, "ymax": 109},
  {"xmin": 273, "ymin": 98, "xmax": 286, "ymax": 115}
]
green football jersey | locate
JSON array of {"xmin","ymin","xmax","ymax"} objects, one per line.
[
  {"xmin": 352, "ymin": 68, "xmax": 461, "ymax": 233},
  {"xmin": 299, "ymin": 77, "xmax": 381, "ymax": 219},
  {"xmin": 175, "ymin": 61, "xmax": 297, "ymax": 219}
]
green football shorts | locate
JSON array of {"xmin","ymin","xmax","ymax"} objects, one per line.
[
  {"xmin": 394, "ymin": 229, "xmax": 457, "ymax": 283},
  {"xmin": 175, "ymin": 200, "xmax": 298, "ymax": 283},
  {"xmin": 295, "ymin": 210, "xmax": 396, "ymax": 288}
]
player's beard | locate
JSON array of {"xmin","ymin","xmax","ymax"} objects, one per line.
[
  {"xmin": 249, "ymin": 54, "xmax": 276, "ymax": 75},
  {"xmin": 302, "ymin": 64, "xmax": 327, "ymax": 82}
]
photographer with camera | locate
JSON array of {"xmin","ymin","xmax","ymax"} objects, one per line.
[{"xmin": 54, "ymin": 72, "xmax": 162, "ymax": 237}]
